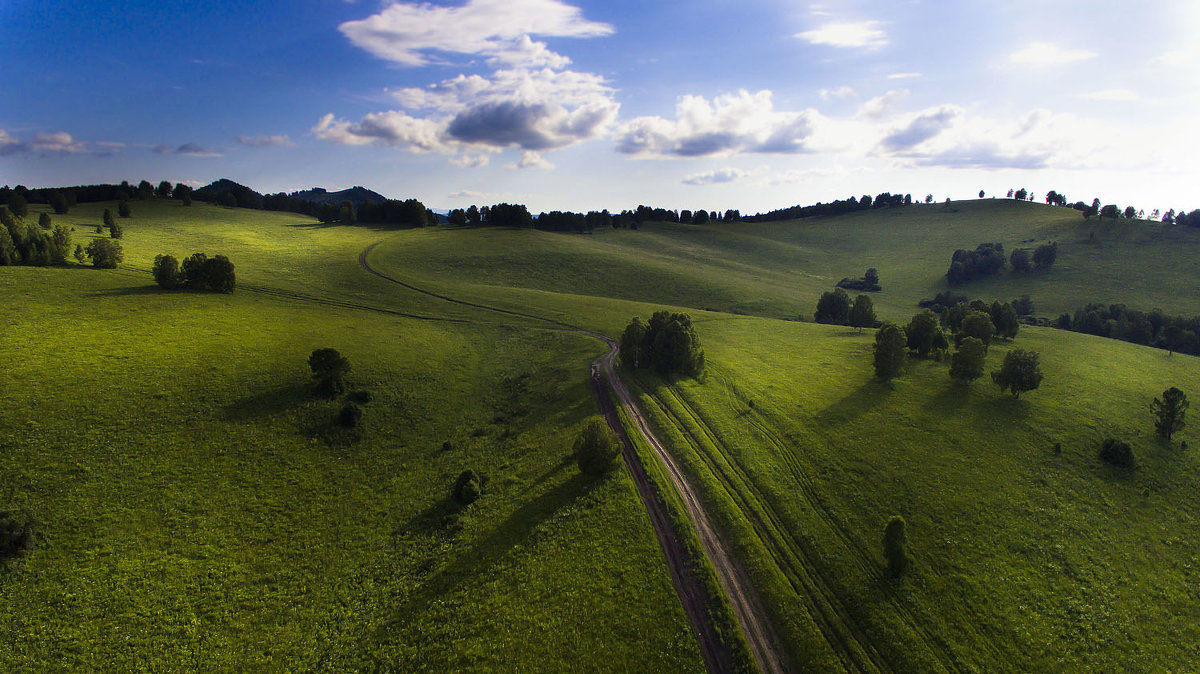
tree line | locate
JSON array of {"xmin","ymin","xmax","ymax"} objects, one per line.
[
  {"xmin": 746, "ymin": 192, "xmax": 914, "ymax": 223},
  {"xmin": 1054, "ymin": 304, "xmax": 1200, "ymax": 356}
]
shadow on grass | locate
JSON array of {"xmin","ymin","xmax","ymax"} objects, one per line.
[
  {"xmin": 815, "ymin": 379, "xmax": 892, "ymax": 425},
  {"xmin": 88, "ymin": 284, "xmax": 168, "ymax": 297},
  {"xmin": 223, "ymin": 382, "xmax": 313, "ymax": 422},
  {"xmin": 377, "ymin": 470, "xmax": 599, "ymax": 635},
  {"xmin": 284, "ymin": 222, "xmax": 421, "ymax": 232},
  {"xmin": 922, "ymin": 383, "xmax": 975, "ymax": 414}
]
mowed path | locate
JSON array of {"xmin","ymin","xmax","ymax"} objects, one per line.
[{"xmin": 356, "ymin": 241, "xmax": 790, "ymax": 674}]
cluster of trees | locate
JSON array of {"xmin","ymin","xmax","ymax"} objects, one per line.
[
  {"xmin": 1053, "ymin": 304, "xmax": 1200, "ymax": 356},
  {"xmin": 2, "ymin": 180, "xmax": 193, "ymax": 211},
  {"xmin": 946, "ymin": 242, "xmax": 1056, "ymax": 285},
  {"xmin": 151, "ymin": 253, "xmax": 236, "ymax": 293},
  {"xmin": 836, "ymin": 268, "xmax": 881, "ymax": 292},
  {"xmin": 619, "ymin": 310, "xmax": 705, "ymax": 376},
  {"xmin": 747, "ymin": 192, "xmax": 913, "ymax": 223},
  {"xmin": 1, "ymin": 206, "xmax": 73, "ymax": 267},
  {"xmin": 813, "ymin": 288, "xmax": 877, "ymax": 330}
]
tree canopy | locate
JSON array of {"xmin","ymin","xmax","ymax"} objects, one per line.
[{"xmin": 991, "ymin": 348, "xmax": 1043, "ymax": 398}]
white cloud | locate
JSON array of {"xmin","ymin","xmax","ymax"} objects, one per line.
[
  {"xmin": 796, "ymin": 21, "xmax": 887, "ymax": 49},
  {"xmin": 818, "ymin": 85, "xmax": 856, "ymax": 100},
  {"xmin": 681, "ymin": 168, "xmax": 752, "ymax": 186},
  {"xmin": 237, "ymin": 134, "xmax": 293, "ymax": 147},
  {"xmin": 1009, "ymin": 42, "xmax": 1096, "ymax": 67},
  {"xmin": 857, "ymin": 89, "xmax": 908, "ymax": 120},
  {"xmin": 338, "ymin": 0, "xmax": 612, "ymax": 67},
  {"xmin": 0, "ymin": 129, "xmax": 103, "ymax": 156},
  {"xmin": 887, "ymin": 72, "xmax": 922, "ymax": 80},
  {"xmin": 510, "ymin": 150, "xmax": 554, "ymax": 170},
  {"xmin": 1153, "ymin": 47, "xmax": 1200, "ymax": 67},
  {"xmin": 1076, "ymin": 89, "xmax": 1140, "ymax": 102},
  {"xmin": 615, "ymin": 90, "xmax": 831, "ymax": 158}
]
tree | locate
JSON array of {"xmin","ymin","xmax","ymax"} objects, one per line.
[
  {"xmin": 619, "ymin": 317, "xmax": 648, "ymax": 369},
  {"xmin": 109, "ymin": 221, "xmax": 123, "ymax": 239},
  {"xmin": 1032, "ymin": 242, "xmax": 1057, "ymax": 270},
  {"xmin": 205, "ymin": 255, "xmax": 236, "ymax": 293},
  {"xmin": 957, "ymin": 311, "xmax": 995, "ymax": 348},
  {"xmin": 814, "ymin": 288, "xmax": 851, "ymax": 324},
  {"xmin": 453, "ymin": 469, "xmax": 482, "ymax": 504},
  {"xmin": 7, "ymin": 192, "xmax": 28, "ymax": 218},
  {"xmin": 991, "ymin": 348, "xmax": 1043, "ymax": 398},
  {"xmin": 979, "ymin": 190, "xmax": 985, "ymax": 199},
  {"xmin": 1015, "ymin": 188, "xmax": 1028, "ymax": 201},
  {"xmin": 465, "ymin": 204, "xmax": 481, "ymax": 226},
  {"xmin": 949, "ymin": 337, "xmax": 987, "ymax": 384},
  {"xmin": 925, "ymin": 194, "xmax": 933, "ymax": 204},
  {"xmin": 1123, "ymin": 205, "xmax": 1137, "ymax": 219},
  {"xmin": 873, "ymin": 323, "xmax": 907, "ymax": 381},
  {"xmin": 883, "ymin": 516, "xmax": 908, "ymax": 577},
  {"xmin": 906, "ymin": 310, "xmax": 941, "ymax": 357},
  {"xmin": 137, "ymin": 180, "xmax": 153, "ymax": 200},
  {"xmin": 72, "ymin": 243, "xmax": 86, "ymax": 264},
  {"xmin": 648, "ymin": 311, "xmax": 705, "ymax": 376},
  {"xmin": 156, "ymin": 180, "xmax": 173, "ymax": 198},
  {"xmin": 180, "ymin": 252, "xmax": 210, "ymax": 288},
  {"xmin": 152, "ymin": 254, "xmax": 182, "ymax": 289},
  {"xmin": 103, "ymin": 208, "xmax": 116, "ymax": 229},
  {"xmin": 84, "ymin": 238, "xmax": 123, "ymax": 268},
  {"xmin": 1010, "ymin": 248, "xmax": 1031, "ymax": 273},
  {"xmin": 118, "ymin": 200, "xmax": 132, "ymax": 218},
  {"xmin": 848, "ymin": 295, "xmax": 876, "ymax": 332},
  {"xmin": 1099, "ymin": 438, "xmax": 1134, "ymax": 468},
  {"xmin": 574, "ymin": 417, "xmax": 622, "ymax": 476},
  {"xmin": 1151, "ymin": 387, "xmax": 1188, "ymax": 442},
  {"xmin": 38, "ymin": 212, "xmax": 51, "ymax": 230},
  {"xmin": 49, "ymin": 225, "xmax": 70, "ymax": 265},
  {"xmin": 989, "ymin": 301, "xmax": 1020, "ymax": 340},
  {"xmin": 864, "ymin": 268, "xmax": 879, "ymax": 287},
  {"xmin": 49, "ymin": 191, "xmax": 69, "ymax": 214},
  {"xmin": 309, "ymin": 348, "xmax": 351, "ymax": 398},
  {"xmin": 1100, "ymin": 204, "xmax": 1120, "ymax": 219}
]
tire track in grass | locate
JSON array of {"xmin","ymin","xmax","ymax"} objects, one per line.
[
  {"xmin": 714, "ymin": 372, "xmax": 964, "ymax": 673},
  {"xmin": 639, "ymin": 382, "xmax": 884, "ymax": 673}
]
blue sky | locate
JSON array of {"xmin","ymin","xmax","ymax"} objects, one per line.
[{"xmin": 3, "ymin": 0, "xmax": 1198, "ymax": 214}]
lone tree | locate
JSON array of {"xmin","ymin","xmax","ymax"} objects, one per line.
[
  {"xmin": 453, "ymin": 469, "xmax": 482, "ymax": 505},
  {"xmin": 84, "ymin": 238, "xmax": 123, "ymax": 268},
  {"xmin": 309, "ymin": 348, "xmax": 351, "ymax": 398},
  {"xmin": 991, "ymin": 348, "xmax": 1043, "ymax": 398},
  {"xmin": 814, "ymin": 288, "xmax": 851, "ymax": 324},
  {"xmin": 883, "ymin": 516, "xmax": 908, "ymax": 577},
  {"xmin": 873, "ymin": 323, "xmax": 907, "ymax": 381},
  {"xmin": 574, "ymin": 417, "xmax": 621, "ymax": 476},
  {"xmin": 1151, "ymin": 387, "xmax": 1189, "ymax": 443},
  {"xmin": 848, "ymin": 294, "xmax": 876, "ymax": 332},
  {"xmin": 950, "ymin": 337, "xmax": 987, "ymax": 385}
]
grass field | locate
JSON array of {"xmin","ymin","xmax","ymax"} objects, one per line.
[
  {"xmin": 0, "ymin": 201, "xmax": 705, "ymax": 671},
  {"xmin": 4, "ymin": 196, "xmax": 1198, "ymax": 671}
]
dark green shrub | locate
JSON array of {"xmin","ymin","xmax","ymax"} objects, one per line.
[
  {"xmin": 574, "ymin": 417, "xmax": 621, "ymax": 476},
  {"xmin": 1099, "ymin": 438, "xmax": 1134, "ymax": 467},
  {"xmin": 883, "ymin": 516, "xmax": 908, "ymax": 577},
  {"xmin": 337, "ymin": 402, "xmax": 363, "ymax": 428},
  {"xmin": 0, "ymin": 510, "xmax": 34, "ymax": 561},
  {"xmin": 118, "ymin": 200, "xmax": 132, "ymax": 218},
  {"xmin": 453, "ymin": 469, "xmax": 482, "ymax": 505},
  {"xmin": 84, "ymin": 238, "xmax": 123, "ymax": 268}
]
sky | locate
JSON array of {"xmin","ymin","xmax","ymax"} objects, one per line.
[{"xmin": 2, "ymin": 0, "xmax": 1199, "ymax": 214}]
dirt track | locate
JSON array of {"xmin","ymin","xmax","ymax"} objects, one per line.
[{"xmin": 352, "ymin": 241, "xmax": 791, "ymax": 673}]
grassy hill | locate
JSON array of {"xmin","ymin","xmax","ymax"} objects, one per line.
[
  {"xmin": 4, "ymin": 196, "xmax": 1197, "ymax": 671},
  {"xmin": 0, "ymin": 200, "xmax": 706, "ymax": 671}
]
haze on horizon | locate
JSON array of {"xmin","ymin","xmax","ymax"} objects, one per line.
[{"xmin": 2, "ymin": 0, "xmax": 1197, "ymax": 214}]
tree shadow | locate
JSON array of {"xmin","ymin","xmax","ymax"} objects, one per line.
[
  {"xmin": 375, "ymin": 471, "xmax": 598, "ymax": 636},
  {"xmin": 223, "ymin": 381, "xmax": 312, "ymax": 422},
  {"xmin": 88, "ymin": 285, "xmax": 170, "ymax": 297},
  {"xmin": 815, "ymin": 379, "xmax": 892, "ymax": 426},
  {"xmin": 923, "ymin": 383, "xmax": 975, "ymax": 414}
]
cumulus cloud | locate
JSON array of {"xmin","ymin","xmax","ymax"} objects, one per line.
[
  {"xmin": 1009, "ymin": 42, "xmax": 1096, "ymax": 67},
  {"xmin": 796, "ymin": 21, "xmax": 887, "ymax": 49},
  {"xmin": 818, "ymin": 85, "xmax": 856, "ymax": 101},
  {"xmin": 0, "ymin": 129, "xmax": 100, "ymax": 156},
  {"xmin": 338, "ymin": 0, "xmax": 612, "ymax": 67},
  {"xmin": 857, "ymin": 89, "xmax": 908, "ymax": 119},
  {"xmin": 681, "ymin": 168, "xmax": 752, "ymax": 186},
  {"xmin": 615, "ymin": 90, "xmax": 828, "ymax": 158},
  {"xmin": 877, "ymin": 106, "xmax": 962, "ymax": 152},
  {"xmin": 237, "ymin": 134, "xmax": 293, "ymax": 147}
]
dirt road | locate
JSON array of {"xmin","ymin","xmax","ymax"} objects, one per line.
[{"xmin": 357, "ymin": 242, "xmax": 791, "ymax": 674}]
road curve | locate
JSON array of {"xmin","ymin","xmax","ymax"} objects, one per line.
[{"xmin": 357, "ymin": 240, "xmax": 790, "ymax": 674}]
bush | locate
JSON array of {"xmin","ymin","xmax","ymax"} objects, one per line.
[
  {"xmin": 118, "ymin": 200, "xmax": 132, "ymax": 218},
  {"xmin": 152, "ymin": 254, "xmax": 181, "ymax": 288},
  {"xmin": 0, "ymin": 510, "xmax": 34, "ymax": 561},
  {"xmin": 883, "ymin": 516, "xmax": 908, "ymax": 577},
  {"xmin": 84, "ymin": 238, "xmax": 123, "ymax": 268},
  {"xmin": 453, "ymin": 469, "xmax": 482, "ymax": 505},
  {"xmin": 1099, "ymin": 438, "xmax": 1134, "ymax": 467},
  {"xmin": 337, "ymin": 401, "xmax": 363, "ymax": 428},
  {"xmin": 309, "ymin": 348, "xmax": 351, "ymax": 398},
  {"xmin": 574, "ymin": 417, "xmax": 621, "ymax": 476},
  {"xmin": 38, "ymin": 212, "xmax": 51, "ymax": 230}
]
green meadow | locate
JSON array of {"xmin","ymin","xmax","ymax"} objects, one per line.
[{"xmin": 3, "ymin": 196, "xmax": 1198, "ymax": 671}]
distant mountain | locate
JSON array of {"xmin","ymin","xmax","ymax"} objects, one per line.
[
  {"xmin": 194, "ymin": 178, "xmax": 264, "ymax": 209},
  {"xmin": 288, "ymin": 186, "xmax": 388, "ymax": 208}
]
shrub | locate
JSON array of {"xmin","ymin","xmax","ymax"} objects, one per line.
[
  {"xmin": 337, "ymin": 401, "xmax": 363, "ymax": 428},
  {"xmin": 453, "ymin": 469, "xmax": 482, "ymax": 505},
  {"xmin": 0, "ymin": 510, "xmax": 34, "ymax": 561},
  {"xmin": 38, "ymin": 212, "xmax": 51, "ymax": 230},
  {"xmin": 118, "ymin": 200, "xmax": 132, "ymax": 218},
  {"xmin": 574, "ymin": 417, "xmax": 621, "ymax": 476},
  {"xmin": 883, "ymin": 516, "xmax": 908, "ymax": 577},
  {"xmin": 152, "ymin": 254, "xmax": 181, "ymax": 288},
  {"xmin": 309, "ymin": 348, "xmax": 351, "ymax": 398},
  {"xmin": 1099, "ymin": 438, "xmax": 1134, "ymax": 467},
  {"xmin": 84, "ymin": 238, "xmax": 123, "ymax": 268}
]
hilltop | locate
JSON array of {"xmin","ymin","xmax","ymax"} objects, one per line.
[{"xmin": 288, "ymin": 186, "xmax": 388, "ymax": 208}]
